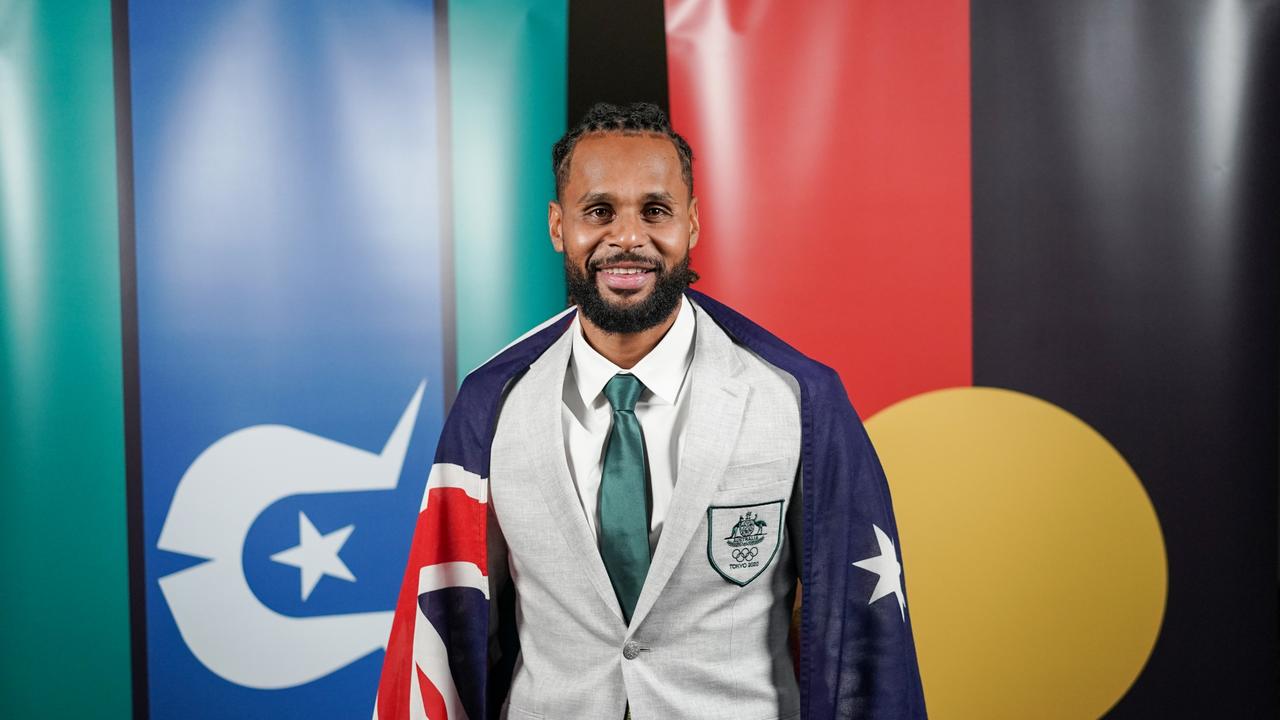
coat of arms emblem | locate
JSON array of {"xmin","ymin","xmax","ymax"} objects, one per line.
[
  {"xmin": 725, "ymin": 511, "xmax": 768, "ymax": 547},
  {"xmin": 707, "ymin": 501, "xmax": 785, "ymax": 586}
]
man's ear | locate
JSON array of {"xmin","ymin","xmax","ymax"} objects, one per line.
[
  {"xmin": 688, "ymin": 195, "xmax": 700, "ymax": 250},
  {"xmin": 549, "ymin": 200, "xmax": 565, "ymax": 253}
]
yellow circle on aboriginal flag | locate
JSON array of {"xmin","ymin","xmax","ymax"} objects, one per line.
[{"xmin": 865, "ymin": 387, "xmax": 1166, "ymax": 720}]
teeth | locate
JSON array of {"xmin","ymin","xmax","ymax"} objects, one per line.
[{"xmin": 603, "ymin": 268, "xmax": 646, "ymax": 275}]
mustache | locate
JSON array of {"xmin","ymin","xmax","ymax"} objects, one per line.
[{"xmin": 586, "ymin": 252, "xmax": 663, "ymax": 274}]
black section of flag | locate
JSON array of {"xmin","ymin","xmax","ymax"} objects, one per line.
[
  {"xmin": 567, "ymin": 0, "xmax": 669, "ymax": 126},
  {"xmin": 972, "ymin": 2, "xmax": 1279, "ymax": 717}
]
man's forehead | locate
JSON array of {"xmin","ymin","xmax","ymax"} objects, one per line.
[{"xmin": 566, "ymin": 133, "xmax": 685, "ymax": 198}]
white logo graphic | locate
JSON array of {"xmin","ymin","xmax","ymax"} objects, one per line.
[
  {"xmin": 156, "ymin": 382, "xmax": 425, "ymax": 689},
  {"xmin": 852, "ymin": 523, "xmax": 906, "ymax": 621}
]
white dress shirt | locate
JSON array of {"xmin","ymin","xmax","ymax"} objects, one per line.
[{"xmin": 562, "ymin": 296, "xmax": 696, "ymax": 552}]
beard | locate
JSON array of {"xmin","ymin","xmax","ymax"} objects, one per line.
[{"xmin": 565, "ymin": 251, "xmax": 699, "ymax": 334}]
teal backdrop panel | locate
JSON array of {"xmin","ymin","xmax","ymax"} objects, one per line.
[
  {"xmin": 449, "ymin": 0, "xmax": 568, "ymax": 374},
  {"xmin": 0, "ymin": 1, "xmax": 132, "ymax": 718}
]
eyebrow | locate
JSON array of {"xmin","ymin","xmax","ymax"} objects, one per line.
[
  {"xmin": 576, "ymin": 191, "xmax": 615, "ymax": 206},
  {"xmin": 575, "ymin": 190, "xmax": 677, "ymax": 206}
]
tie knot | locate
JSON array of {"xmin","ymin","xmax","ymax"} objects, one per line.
[{"xmin": 604, "ymin": 373, "xmax": 645, "ymax": 413}]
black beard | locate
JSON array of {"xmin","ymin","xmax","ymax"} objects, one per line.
[{"xmin": 565, "ymin": 252, "xmax": 699, "ymax": 334}]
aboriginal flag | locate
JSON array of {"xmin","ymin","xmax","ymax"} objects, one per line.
[{"xmin": 648, "ymin": 1, "xmax": 1277, "ymax": 718}]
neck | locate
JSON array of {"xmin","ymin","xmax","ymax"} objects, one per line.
[{"xmin": 578, "ymin": 298, "xmax": 683, "ymax": 369}]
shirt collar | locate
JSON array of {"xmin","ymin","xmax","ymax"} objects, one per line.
[{"xmin": 570, "ymin": 295, "xmax": 696, "ymax": 408}]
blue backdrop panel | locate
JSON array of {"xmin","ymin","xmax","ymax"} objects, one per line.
[{"xmin": 127, "ymin": 1, "xmax": 446, "ymax": 717}]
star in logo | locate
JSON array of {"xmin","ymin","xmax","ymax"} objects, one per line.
[
  {"xmin": 270, "ymin": 511, "xmax": 358, "ymax": 601},
  {"xmin": 852, "ymin": 523, "xmax": 905, "ymax": 621}
]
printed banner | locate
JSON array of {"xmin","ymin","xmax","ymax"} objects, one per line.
[{"xmin": 127, "ymin": 1, "xmax": 448, "ymax": 716}]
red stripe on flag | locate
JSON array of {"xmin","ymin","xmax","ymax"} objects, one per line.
[
  {"xmin": 417, "ymin": 664, "xmax": 449, "ymax": 720},
  {"xmin": 666, "ymin": 0, "xmax": 972, "ymax": 416}
]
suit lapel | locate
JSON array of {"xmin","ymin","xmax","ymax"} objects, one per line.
[
  {"xmin": 516, "ymin": 329, "xmax": 626, "ymax": 623},
  {"xmin": 627, "ymin": 304, "xmax": 748, "ymax": 632}
]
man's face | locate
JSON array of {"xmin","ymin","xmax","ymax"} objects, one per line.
[{"xmin": 549, "ymin": 133, "xmax": 699, "ymax": 334}]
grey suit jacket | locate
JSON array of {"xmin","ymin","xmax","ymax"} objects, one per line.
[{"xmin": 489, "ymin": 299, "xmax": 802, "ymax": 720}]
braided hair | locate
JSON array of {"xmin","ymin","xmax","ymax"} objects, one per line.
[{"xmin": 552, "ymin": 102, "xmax": 695, "ymax": 199}]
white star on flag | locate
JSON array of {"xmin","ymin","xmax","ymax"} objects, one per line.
[
  {"xmin": 852, "ymin": 523, "xmax": 905, "ymax": 621},
  {"xmin": 270, "ymin": 511, "xmax": 357, "ymax": 601}
]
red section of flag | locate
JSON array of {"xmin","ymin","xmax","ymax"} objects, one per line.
[
  {"xmin": 666, "ymin": 0, "xmax": 971, "ymax": 416},
  {"xmin": 417, "ymin": 487, "xmax": 488, "ymax": 570}
]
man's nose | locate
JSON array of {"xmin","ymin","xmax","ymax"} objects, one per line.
[{"xmin": 610, "ymin": 213, "xmax": 648, "ymax": 250}]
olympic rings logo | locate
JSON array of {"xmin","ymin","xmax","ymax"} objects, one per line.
[{"xmin": 731, "ymin": 547, "xmax": 759, "ymax": 562}]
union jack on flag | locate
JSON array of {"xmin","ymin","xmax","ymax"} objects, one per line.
[{"xmin": 375, "ymin": 461, "xmax": 490, "ymax": 720}]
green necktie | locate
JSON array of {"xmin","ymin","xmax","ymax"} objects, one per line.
[{"xmin": 599, "ymin": 373, "xmax": 650, "ymax": 623}]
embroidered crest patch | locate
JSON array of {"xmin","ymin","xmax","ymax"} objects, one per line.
[{"xmin": 707, "ymin": 500, "xmax": 784, "ymax": 586}]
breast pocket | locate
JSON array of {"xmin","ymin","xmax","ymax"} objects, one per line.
[{"xmin": 719, "ymin": 456, "xmax": 796, "ymax": 490}]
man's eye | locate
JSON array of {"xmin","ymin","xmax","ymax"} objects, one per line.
[
  {"xmin": 644, "ymin": 206, "xmax": 672, "ymax": 219},
  {"xmin": 586, "ymin": 207, "xmax": 613, "ymax": 220}
]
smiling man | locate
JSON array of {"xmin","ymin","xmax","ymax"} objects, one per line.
[{"xmin": 378, "ymin": 103, "xmax": 927, "ymax": 720}]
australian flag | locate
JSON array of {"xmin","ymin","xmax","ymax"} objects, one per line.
[{"xmin": 377, "ymin": 291, "xmax": 927, "ymax": 719}]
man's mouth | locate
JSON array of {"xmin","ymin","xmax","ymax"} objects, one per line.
[{"xmin": 592, "ymin": 260, "xmax": 659, "ymax": 292}]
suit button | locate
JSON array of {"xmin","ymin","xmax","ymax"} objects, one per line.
[{"xmin": 622, "ymin": 641, "xmax": 641, "ymax": 660}]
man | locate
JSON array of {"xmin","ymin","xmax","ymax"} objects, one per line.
[{"xmin": 378, "ymin": 103, "xmax": 926, "ymax": 720}]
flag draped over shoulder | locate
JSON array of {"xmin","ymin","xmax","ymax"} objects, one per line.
[{"xmin": 376, "ymin": 291, "xmax": 927, "ymax": 719}]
